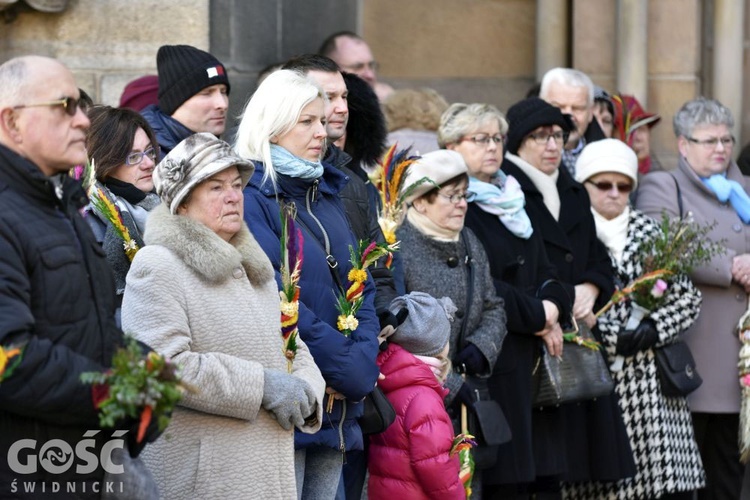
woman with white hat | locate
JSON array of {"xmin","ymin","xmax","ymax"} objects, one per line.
[{"xmin": 565, "ymin": 138, "xmax": 705, "ymax": 499}]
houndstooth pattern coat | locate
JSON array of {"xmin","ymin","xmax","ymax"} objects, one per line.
[{"xmin": 564, "ymin": 209, "xmax": 705, "ymax": 499}]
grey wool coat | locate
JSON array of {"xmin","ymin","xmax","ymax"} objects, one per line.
[
  {"xmin": 636, "ymin": 156, "xmax": 750, "ymax": 413},
  {"xmin": 122, "ymin": 204, "xmax": 326, "ymax": 499},
  {"xmin": 396, "ymin": 217, "xmax": 507, "ymax": 405}
]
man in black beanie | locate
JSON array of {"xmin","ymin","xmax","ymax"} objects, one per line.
[{"xmin": 141, "ymin": 44, "xmax": 230, "ymax": 156}]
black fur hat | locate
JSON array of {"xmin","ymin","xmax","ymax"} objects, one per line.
[{"xmin": 342, "ymin": 72, "xmax": 387, "ymax": 171}]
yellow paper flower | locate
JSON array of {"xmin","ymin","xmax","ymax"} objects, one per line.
[
  {"xmin": 378, "ymin": 218, "xmax": 398, "ymax": 245},
  {"xmin": 347, "ymin": 268, "xmax": 368, "ymax": 284}
]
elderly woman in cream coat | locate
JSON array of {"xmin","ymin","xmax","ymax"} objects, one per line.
[{"xmin": 122, "ymin": 133, "xmax": 325, "ymax": 499}]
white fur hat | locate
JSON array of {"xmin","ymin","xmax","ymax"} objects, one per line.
[{"xmin": 574, "ymin": 138, "xmax": 639, "ymax": 188}]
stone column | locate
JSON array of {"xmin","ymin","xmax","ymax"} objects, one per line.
[
  {"xmin": 616, "ymin": 0, "xmax": 648, "ymax": 104},
  {"xmin": 713, "ymin": 0, "xmax": 744, "ymax": 140},
  {"xmin": 536, "ymin": 0, "xmax": 570, "ymax": 80}
]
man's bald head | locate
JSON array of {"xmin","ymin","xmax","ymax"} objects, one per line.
[{"xmin": 0, "ymin": 55, "xmax": 90, "ymax": 176}]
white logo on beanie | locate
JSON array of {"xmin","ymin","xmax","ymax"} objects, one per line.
[{"xmin": 206, "ymin": 66, "xmax": 224, "ymax": 79}]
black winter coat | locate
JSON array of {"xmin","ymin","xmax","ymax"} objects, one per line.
[
  {"xmin": 0, "ymin": 145, "xmax": 127, "ymax": 493},
  {"xmin": 464, "ymin": 200, "xmax": 572, "ymax": 485},
  {"xmin": 503, "ymin": 157, "xmax": 635, "ymax": 482}
]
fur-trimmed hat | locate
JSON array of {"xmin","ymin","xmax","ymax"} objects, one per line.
[
  {"xmin": 574, "ymin": 138, "xmax": 638, "ymax": 188},
  {"xmin": 153, "ymin": 133, "xmax": 253, "ymax": 214},
  {"xmin": 157, "ymin": 45, "xmax": 230, "ymax": 116},
  {"xmin": 389, "ymin": 292, "xmax": 456, "ymax": 356},
  {"xmin": 400, "ymin": 150, "xmax": 468, "ymax": 205},
  {"xmin": 505, "ymin": 97, "xmax": 574, "ymax": 155}
]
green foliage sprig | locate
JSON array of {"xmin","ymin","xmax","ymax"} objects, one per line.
[{"xmin": 81, "ymin": 337, "xmax": 193, "ymax": 435}]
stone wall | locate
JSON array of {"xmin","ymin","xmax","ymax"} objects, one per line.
[
  {"xmin": 0, "ymin": 0, "xmax": 210, "ymax": 107},
  {"xmin": 364, "ymin": 0, "xmax": 537, "ymax": 116}
]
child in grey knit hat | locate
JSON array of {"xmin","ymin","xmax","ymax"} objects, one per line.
[{"xmin": 368, "ymin": 291, "xmax": 465, "ymax": 498}]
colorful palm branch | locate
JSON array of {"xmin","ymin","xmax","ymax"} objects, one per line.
[
  {"xmin": 89, "ymin": 186, "xmax": 140, "ymax": 262},
  {"xmin": 327, "ymin": 238, "xmax": 397, "ymax": 412},
  {"xmin": 279, "ymin": 203, "xmax": 303, "ymax": 373},
  {"xmin": 369, "ymin": 145, "xmax": 436, "ymax": 245}
]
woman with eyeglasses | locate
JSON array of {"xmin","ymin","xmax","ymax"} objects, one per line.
[
  {"xmin": 85, "ymin": 105, "xmax": 160, "ymax": 318},
  {"xmin": 396, "ymin": 149, "xmax": 507, "ymax": 498},
  {"xmin": 636, "ymin": 97, "xmax": 750, "ymax": 499},
  {"xmin": 500, "ymin": 98, "xmax": 636, "ymax": 493},
  {"xmin": 437, "ymin": 103, "xmax": 572, "ymax": 498},
  {"xmin": 564, "ymin": 139, "xmax": 705, "ymax": 499}
]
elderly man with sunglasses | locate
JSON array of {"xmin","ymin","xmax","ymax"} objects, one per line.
[{"xmin": 0, "ymin": 56, "xmax": 158, "ymax": 497}]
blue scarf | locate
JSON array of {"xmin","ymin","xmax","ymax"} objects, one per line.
[
  {"xmin": 469, "ymin": 171, "xmax": 533, "ymax": 239},
  {"xmin": 701, "ymin": 174, "xmax": 750, "ymax": 224},
  {"xmin": 270, "ymin": 144, "xmax": 324, "ymax": 179}
]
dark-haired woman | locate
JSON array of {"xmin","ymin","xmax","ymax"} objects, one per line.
[
  {"xmin": 501, "ymin": 97, "xmax": 634, "ymax": 490},
  {"xmin": 85, "ymin": 105, "xmax": 161, "ymax": 310}
]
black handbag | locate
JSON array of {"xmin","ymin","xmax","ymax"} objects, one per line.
[
  {"xmin": 650, "ymin": 176, "xmax": 703, "ymax": 398},
  {"xmin": 532, "ymin": 321, "xmax": 615, "ymax": 408},
  {"xmin": 359, "ymin": 385, "xmax": 397, "ymax": 435},
  {"xmin": 654, "ymin": 340, "xmax": 702, "ymax": 397},
  {"xmin": 456, "ymin": 375, "xmax": 511, "ymax": 469}
]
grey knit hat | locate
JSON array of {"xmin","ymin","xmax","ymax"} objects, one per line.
[
  {"xmin": 153, "ymin": 133, "xmax": 254, "ymax": 214},
  {"xmin": 389, "ymin": 292, "xmax": 456, "ymax": 356}
]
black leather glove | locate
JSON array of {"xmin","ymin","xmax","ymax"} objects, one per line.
[
  {"xmin": 616, "ymin": 318, "xmax": 659, "ymax": 357},
  {"xmin": 126, "ymin": 411, "xmax": 165, "ymax": 458},
  {"xmin": 454, "ymin": 344, "xmax": 488, "ymax": 375}
]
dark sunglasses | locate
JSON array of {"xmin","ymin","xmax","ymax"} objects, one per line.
[
  {"xmin": 13, "ymin": 96, "xmax": 85, "ymax": 116},
  {"xmin": 586, "ymin": 180, "xmax": 633, "ymax": 194}
]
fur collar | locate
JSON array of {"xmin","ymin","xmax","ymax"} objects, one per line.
[{"xmin": 144, "ymin": 204, "xmax": 274, "ymax": 286}]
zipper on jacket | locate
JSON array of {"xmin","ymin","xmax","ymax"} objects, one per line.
[
  {"xmin": 338, "ymin": 402, "xmax": 347, "ymax": 463},
  {"xmin": 305, "ymin": 180, "xmax": 332, "ymax": 253},
  {"xmin": 305, "ymin": 180, "xmax": 346, "ymax": 460}
]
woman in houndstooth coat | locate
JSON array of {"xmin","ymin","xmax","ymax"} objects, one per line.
[{"xmin": 565, "ymin": 139, "xmax": 705, "ymax": 499}]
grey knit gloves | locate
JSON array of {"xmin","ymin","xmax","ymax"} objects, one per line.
[{"xmin": 262, "ymin": 369, "xmax": 317, "ymax": 431}]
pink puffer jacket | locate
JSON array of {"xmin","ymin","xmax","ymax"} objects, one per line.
[{"xmin": 367, "ymin": 343, "xmax": 464, "ymax": 500}]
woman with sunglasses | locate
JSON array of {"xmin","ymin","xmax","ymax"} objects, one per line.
[
  {"xmin": 85, "ymin": 105, "xmax": 160, "ymax": 317},
  {"xmin": 636, "ymin": 98, "xmax": 750, "ymax": 499},
  {"xmin": 501, "ymin": 98, "xmax": 635, "ymax": 493},
  {"xmin": 567, "ymin": 139, "xmax": 704, "ymax": 499},
  {"xmin": 438, "ymin": 102, "xmax": 572, "ymax": 498}
]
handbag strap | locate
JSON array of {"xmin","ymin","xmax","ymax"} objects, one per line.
[
  {"xmin": 458, "ymin": 228, "xmax": 474, "ymax": 350},
  {"xmin": 668, "ymin": 172, "xmax": 684, "ymax": 218},
  {"xmin": 292, "ymin": 211, "xmax": 346, "ymax": 294}
]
